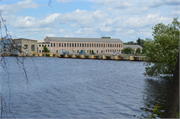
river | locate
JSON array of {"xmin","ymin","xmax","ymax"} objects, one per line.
[{"xmin": 0, "ymin": 57, "xmax": 171, "ymax": 118}]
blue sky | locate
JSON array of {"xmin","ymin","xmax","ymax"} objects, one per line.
[{"xmin": 0, "ymin": 0, "xmax": 180, "ymax": 42}]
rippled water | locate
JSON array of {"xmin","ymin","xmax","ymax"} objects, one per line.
[{"xmin": 1, "ymin": 57, "xmax": 171, "ymax": 118}]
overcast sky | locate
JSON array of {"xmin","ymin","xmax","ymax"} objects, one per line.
[{"xmin": 1, "ymin": 0, "xmax": 180, "ymax": 42}]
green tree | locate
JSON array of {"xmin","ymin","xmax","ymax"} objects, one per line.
[
  {"xmin": 136, "ymin": 38, "xmax": 145, "ymax": 47},
  {"xmin": 122, "ymin": 47, "xmax": 134, "ymax": 54},
  {"xmin": 126, "ymin": 41, "xmax": 135, "ymax": 45},
  {"xmin": 144, "ymin": 18, "xmax": 179, "ymax": 77},
  {"xmin": 43, "ymin": 45, "xmax": 50, "ymax": 52},
  {"xmin": 136, "ymin": 48, "xmax": 141, "ymax": 54}
]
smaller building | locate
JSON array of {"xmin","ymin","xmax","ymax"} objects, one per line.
[
  {"xmin": 37, "ymin": 40, "xmax": 50, "ymax": 53},
  {"xmin": 123, "ymin": 45, "xmax": 143, "ymax": 53},
  {"xmin": 12, "ymin": 38, "xmax": 37, "ymax": 55},
  {"xmin": 0, "ymin": 38, "xmax": 12, "ymax": 55}
]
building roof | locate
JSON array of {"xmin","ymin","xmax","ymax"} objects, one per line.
[
  {"xmin": 123, "ymin": 45, "xmax": 143, "ymax": 49},
  {"xmin": 13, "ymin": 38, "xmax": 37, "ymax": 41},
  {"xmin": 37, "ymin": 40, "xmax": 44, "ymax": 42},
  {"xmin": 47, "ymin": 37, "xmax": 123, "ymax": 43}
]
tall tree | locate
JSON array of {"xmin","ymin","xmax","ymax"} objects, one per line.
[
  {"xmin": 43, "ymin": 45, "xmax": 50, "ymax": 52},
  {"xmin": 163, "ymin": 54, "xmax": 179, "ymax": 118},
  {"xmin": 144, "ymin": 18, "xmax": 179, "ymax": 77},
  {"xmin": 136, "ymin": 48, "xmax": 141, "ymax": 54},
  {"xmin": 136, "ymin": 38, "xmax": 145, "ymax": 47}
]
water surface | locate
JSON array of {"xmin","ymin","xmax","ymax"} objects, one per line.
[{"xmin": 1, "ymin": 57, "xmax": 171, "ymax": 118}]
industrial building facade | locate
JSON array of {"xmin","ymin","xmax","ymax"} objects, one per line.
[{"xmin": 38, "ymin": 37, "xmax": 123, "ymax": 55}]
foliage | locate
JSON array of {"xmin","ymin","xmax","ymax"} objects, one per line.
[
  {"xmin": 144, "ymin": 18, "xmax": 179, "ymax": 77},
  {"xmin": 148, "ymin": 104, "xmax": 179, "ymax": 118},
  {"xmin": 43, "ymin": 45, "xmax": 50, "ymax": 52},
  {"xmin": 89, "ymin": 50, "xmax": 92, "ymax": 54},
  {"xmin": 46, "ymin": 54, "xmax": 50, "ymax": 57},
  {"xmin": 136, "ymin": 38, "xmax": 145, "ymax": 47},
  {"xmin": 122, "ymin": 47, "xmax": 134, "ymax": 54},
  {"xmin": 136, "ymin": 48, "xmax": 141, "ymax": 54},
  {"xmin": 101, "ymin": 36, "xmax": 111, "ymax": 39},
  {"xmin": 125, "ymin": 41, "xmax": 136, "ymax": 45},
  {"xmin": 148, "ymin": 104, "xmax": 162, "ymax": 118},
  {"xmin": 92, "ymin": 50, "xmax": 95, "ymax": 54}
]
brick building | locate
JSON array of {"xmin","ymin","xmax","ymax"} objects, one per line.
[{"xmin": 38, "ymin": 37, "xmax": 123, "ymax": 55}]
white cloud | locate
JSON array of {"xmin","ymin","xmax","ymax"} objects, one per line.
[
  {"xmin": 57, "ymin": 0, "xmax": 73, "ymax": 3},
  {"xmin": 46, "ymin": 34, "xmax": 56, "ymax": 37},
  {"xmin": 13, "ymin": 16, "xmax": 36, "ymax": 28},
  {"xmin": 59, "ymin": 29, "xmax": 65, "ymax": 33},
  {"xmin": 75, "ymin": 29, "xmax": 82, "ymax": 34},
  {"xmin": 149, "ymin": 0, "xmax": 180, "ymax": 8},
  {"xmin": 0, "ymin": 0, "xmax": 39, "ymax": 15},
  {"xmin": 114, "ymin": 2, "xmax": 132, "ymax": 9}
]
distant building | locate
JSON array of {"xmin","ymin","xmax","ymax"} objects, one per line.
[
  {"xmin": 0, "ymin": 38, "xmax": 12, "ymax": 55},
  {"xmin": 123, "ymin": 45, "xmax": 143, "ymax": 53},
  {"xmin": 38, "ymin": 37, "xmax": 123, "ymax": 55},
  {"xmin": 37, "ymin": 40, "xmax": 50, "ymax": 53},
  {"xmin": 12, "ymin": 38, "xmax": 37, "ymax": 55}
]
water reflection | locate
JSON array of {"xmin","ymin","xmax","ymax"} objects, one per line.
[{"xmin": 140, "ymin": 76, "xmax": 172, "ymax": 117}]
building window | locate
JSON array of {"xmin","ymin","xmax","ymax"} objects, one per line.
[
  {"xmin": 31, "ymin": 45, "xmax": 35, "ymax": 51},
  {"xmin": 72, "ymin": 43, "xmax": 74, "ymax": 47},
  {"xmin": 80, "ymin": 43, "xmax": 81, "ymax": 47},
  {"xmin": 87, "ymin": 43, "xmax": 89, "ymax": 47},
  {"xmin": 119, "ymin": 50, "xmax": 120, "ymax": 52},
  {"xmin": 77, "ymin": 43, "xmax": 79, "ymax": 47},
  {"xmin": 104, "ymin": 44, "xmax": 105, "ymax": 47},
  {"xmin": 39, "ymin": 45, "xmax": 41, "ymax": 47},
  {"xmin": 67, "ymin": 43, "xmax": 69, "ymax": 47},
  {"xmin": 70, "ymin": 43, "xmax": 71, "ymax": 47},
  {"xmin": 51, "ymin": 43, "xmax": 52, "ymax": 47},
  {"xmin": 110, "ymin": 44, "xmax": 112, "ymax": 47},
  {"xmin": 97, "ymin": 44, "xmax": 98, "ymax": 47},
  {"xmin": 90, "ymin": 43, "xmax": 91, "ymax": 47},
  {"xmin": 106, "ymin": 50, "xmax": 107, "ymax": 52},
  {"xmin": 94, "ymin": 44, "xmax": 96, "ymax": 47},
  {"xmin": 108, "ymin": 50, "xmax": 109, "ymax": 52},
  {"xmin": 82, "ymin": 43, "xmax": 84, "ymax": 47},
  {"xmin": 85, "ymin": 43, "xmax": 86, "ymax": 47},
  {"xmin": 42, "ymin": 45, "xmax": 44, "ymax": 47},
  {"xmin": 42, "ymin": 50, "xmax": 44, "ymax": 52},
  {"xmin": 108, "ymin": 44, "xmax": 109, "ymax": 47},
  {"xmin": 48, "ymin": 45, "xmax": 49, "ymax": 47},
  {"xmin": 77, "ymin": 50, "xmax": 79, "ymax": 53},
  {"xmin": 62, "ymin": 43, "xmax": 63, "ymax": 47},
  {"xmin": 101, "ymin": 44, "xmax": 103, "ymax": 47},
  {"xmin": 24, "ymin": 44, "xmax": 28, "ymax": 49},
  {"xmin": 92, "ymin": 44, "xmax": 93, "ymax": 47},
  {"xmin": 119, "ymin": 44, "xmax": 120, "ymax": 47},
  {"xmin": 75, "ymin": 43, "xmax": 76, "ymax": 47},
  {"xmin": 97, "ymin": 50, "xmax": 98, "ymax": 53},
  {"xmin": 59, "ymin": 43, "xmax": 61, "ymax": 47},
  {"xmin": 54, "ymin": 43, "xmax": 55, "ymax": 47},
  {"xmin": 64, "ymin": 43, "xmax": 66, "ymax": 47},
  {"xmin": 115, "ymin": 44, "xmax": 116, "ymax": 47},
  {"xmin": 99, "ymin": 44, "xmax": 100, "ymax": 47},
  {"xmin": 117, "ymin": 44, "xmax": 118, "ymax": 47},
  {"xmin": 56, "ymin": 50, "xmax": 58, "ymax": 53},
  {"xmin": 113, "ymin": 44, "xmax": 114, "ymax": 47},
  {"xmin": 39, "ymin": 50, "xmax": 41, "ymax": 52}
]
